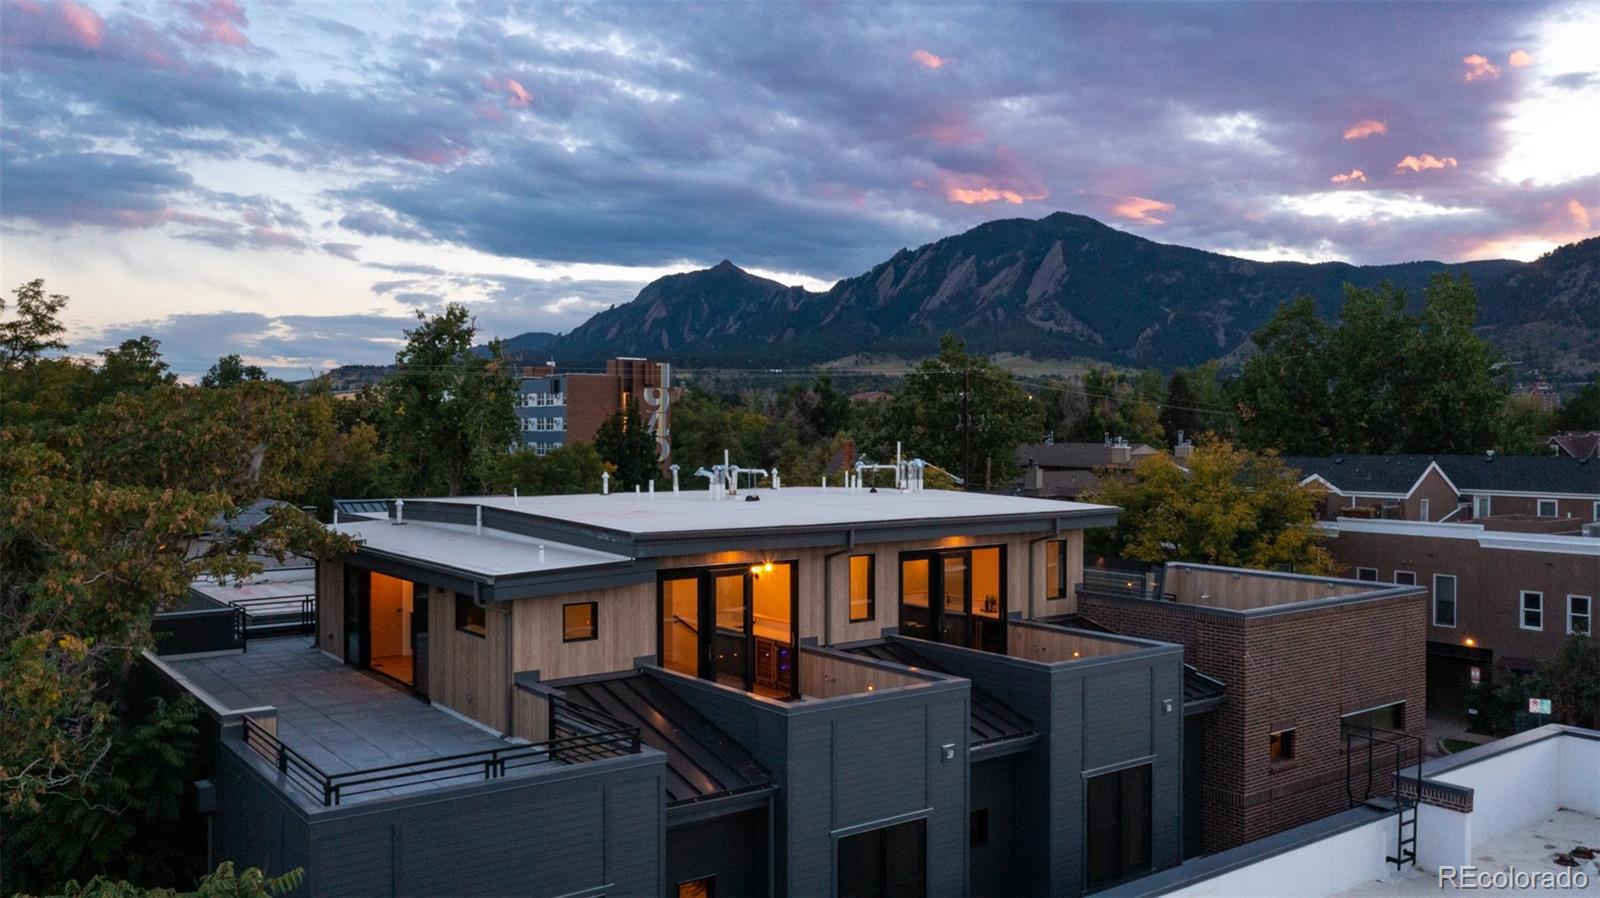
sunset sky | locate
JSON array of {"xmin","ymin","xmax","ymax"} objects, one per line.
[{"xmin": 2, "ymin": 1, "xmax": 1597, "ymax": 377}]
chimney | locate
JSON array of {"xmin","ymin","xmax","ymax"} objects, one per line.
[
  {"xmin": 1173, "ymin": 431, "xmax": 1193, "ymax": 463},
  {"xmin": 1029, "ymin": 463, "xmax": 1044, "ymax": 491},
  {"xmin": 1110, "ymin": 437, "xmax": 1132, "ymax": 466}
]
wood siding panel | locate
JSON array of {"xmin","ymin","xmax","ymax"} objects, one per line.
[
  {"xmin": 427, "ymin": 585, "xmax": 509, "ymax": 732},
  {"xmin": 316, "ymin": 559, "xmax": 343, "ymax": 659},
  {"xmin": 508, "ymin": 583, "xmax": 654, "ymax": 682}
]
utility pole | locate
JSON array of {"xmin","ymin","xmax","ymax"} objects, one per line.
[{"xmin": 962, "ymin": 367, "xmax": 971, "ymax": 489}]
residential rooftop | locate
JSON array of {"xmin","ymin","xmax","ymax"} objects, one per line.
[
  {"xmin": 333, "ymin": 518, "xmax": 631, "ymax": 577},
  {"xmin": 1283, "ymin": 453, "xmax": 1599, "ymax": 497}
]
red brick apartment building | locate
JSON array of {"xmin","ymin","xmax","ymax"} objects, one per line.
[
  {"xmin": 1076, "ymin": 563, "xmax": 1428, "ymax": 854},
  {"xmin": 516, "ymin": 357, "xmax": 672, "ymax": 461},
  {"xmin": 1283, "ymin": 454, "xmax": 1599, "ymax": 718}
]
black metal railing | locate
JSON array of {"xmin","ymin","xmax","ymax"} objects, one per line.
[
  {"xmin": 1343, "ymin": 723, "xmax": 1423, "ymax": 869},
  {"xmin": 227, "ymin": 593, "xmax": 316, "ymax": 640},
  {"xmin": 240, "ymin": 708, "xmax": 641, "ymax": 807},
  {"xmin": 547, "ymin": 695, "xmax": 642, "ymax": 764},
  {"xmin": 1080, "ymin": 567, "xmax": 1161, "ymax": 600}
]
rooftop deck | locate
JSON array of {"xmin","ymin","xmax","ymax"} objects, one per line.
[
  {"xmin": 1081, "ymin": 561, "xmax": 1425, "ymax": 616},
  {"xmin": 168, "ymin": 637, "xmax": 508, "ymax": 771},
  {"xmin": 1333, "ymin": 808, "xmax": 1598, "ymax": 896}
]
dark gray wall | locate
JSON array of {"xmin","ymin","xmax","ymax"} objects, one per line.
[
  {"xmin": 667, "ymin": 808, "xmax": 769, "ymax": 897},
  {"xmin": 891, "ymin": 636, "xmax": 1186, "ymax": 896},
  {"xmin": 655, "ymin": 670, "xmax": 970, "ymax": 896},
  {"xmin": 212, "ymin": 734, "xmax": 667, "ymax": 897},
  {"xmin": 969, "ymin": 757, "xmax": 1018, "ymax": 897}
]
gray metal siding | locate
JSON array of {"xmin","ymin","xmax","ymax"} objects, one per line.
[
  {"xmin": 212, "ymin": 738, "xmax": 666, "ymax": 898},
  {"xmin": 969, "ymin": 757, "xmax": 1019, "ymax": 897},
  {"xmin": 667, "ymin": 810, "xmax": 769, "ymax": 897}
]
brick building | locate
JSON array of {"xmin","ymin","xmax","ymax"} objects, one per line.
[
  {"xmin": 516, "ymin": 357, "xmax": 672, "ymax": 462},
  {"xmin": 1283, "ymin": 454, "xmax": 1599, "ymax": 716},
  {"xmin": 1078, "ymin": 563, "xmax": 1428, "ymax": 854}
]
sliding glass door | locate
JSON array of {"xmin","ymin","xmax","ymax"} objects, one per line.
[
  {"xmin": 658, "ymin": 563, "xmax": 798, "ymax": 699},
  {"xmin": 899, "ymin": 546, "xmax": 1006, "ymax": 653}
]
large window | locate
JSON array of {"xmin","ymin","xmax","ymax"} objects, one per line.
[
  {"xmin": 1044, "ymin": 539, "xmax": 1069, "ymax": 599},
  {"xmin": 1569, "ymin": 595, "xmax": 1592, "ymax": 636},
  {"xmin": 837, "ymin": 819, "xmax": 926, "ymax": 898},
  {"xmin": 1521, "ymin": 591, "xmax": 1544, "ymax": 631},
  {"xmin": 849, "ymin": 554, "xmax": 875, "ymax": 622},
  {"xmin": 1432, "ymin": 574, "xmax": 1457, "ymax": 628},
  {"xmin": 899, "ymin": 546, "xmax": 1005, "ymax": 653},
  {"xmin": 1085, "ymin": 764, "xmax": 1152, "ymax": 891},
  {"xmin": 658, "ymin": 563, "xmax": 798, "ymax": 699},
  {"xmin": 455, "ymin": 592, "xmax": 486, "ymax": 637}
]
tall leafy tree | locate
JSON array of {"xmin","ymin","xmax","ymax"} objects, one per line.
[
  {"xmin": 1, "ymin": 279, "xmax": 69, "ymax": 368},
  {"xmin": 1234, "ymin": 296, "xmax": 1333, "ymax": 454},
  {"xmin": 1085, "ymin": 439, "xmax": 1336, "ymax": 574},
  {"xmin": 1404, "ymin": 274, "xmax": 1503, "ymax": 453},
  {"xmin": 97, "ymin": 337, "xmax": 176, "ymax": 398},
  {"xmin": 377, "ymin": 304, "xmax": 518, "ymax": 496},
  {"xmin": 487, "ymin": 444, "xmax": 606, "ymax": 496},
  {"xmin": 881, "ymin": 334, "xmax": 1043, "ymax": 484},
  {"xmin": 199, "ymin": 354, "xmax": 267, "ymax": 388},
  {"xmin": 1553, "ymin": 376, "xmax": 1599, "ymax": 432},
  {"xmin": 594, "ymin": 404, "xmax": 660, "ymax": 490}
]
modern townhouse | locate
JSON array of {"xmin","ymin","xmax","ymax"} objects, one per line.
[
  {"xmin": 1283, "ymin": 454, "xmax": 1600, "ymax": 718},
  {"xmin": 144, "ymin": 470, "xmax": 1434, "ymax": 897}
]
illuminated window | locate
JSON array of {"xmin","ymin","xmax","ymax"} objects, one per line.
[
  {"xmin": 455, "ymin": 593, "xmax": 486, "ymax": 637},
  {"xmin": 849, "ymin": 554, "xmax": 874, "ymax": 622},
  {"xmin": 1269, "ymin": 728, "xmax": 1296, "ymax": 762},
  {"xmin": 676, "ymin": 876, "xmax": 714, "ymax": 898},
  {"xmin": 1044, "ymin": 539, "xmax": 1068, "ymax": 598},
  {"xmin": 562, "ymin": 601, "xmax": 597, "ymax": 642}
]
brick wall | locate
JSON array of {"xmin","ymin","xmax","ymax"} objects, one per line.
[{"xmin": 1080, "ymin": 590, "xmax": 1427, "ymax": 853}]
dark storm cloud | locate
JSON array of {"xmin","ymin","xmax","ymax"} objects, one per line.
[{"xmin": 3, "ymin": 0, "xmax": 1595, "ymax": 287}]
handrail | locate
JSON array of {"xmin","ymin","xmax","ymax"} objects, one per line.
[{"xmin": 239, "ymin": 707, "xmax": 641, "ymax": 807}]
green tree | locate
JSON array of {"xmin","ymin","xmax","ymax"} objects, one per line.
[
  {"xmin": 377, "ymin": 305, "xmax": 518, "ymax": 496},
  {"xmin": 881, "ymin": 334, "xmax": 1043, "ymax": 485},
  {"xmin": 1526, "ymin": 637, "xmax": 1600, "ymax": 729},
  {"xmin": 775, "ymin": 376, "xmax": 851, "ymax": 446},
  {"xmin": 97, "ymin": 337, "xmax": 176, "ymax": 398},
  {"xmin": 1084, "ymin": 439, "xmax": 1336, "ymax": 573},
  {"xmin": 594, "ymin": 404, "xmax": 660, "ymax": 490},
  {"xmin": 1066, "ymin": 367, "xmax": 1164, "ymax": 446},
  {"xmin": 1235, "ymin": 296, "xmax": 1333, "ymax": 454},
  {"xmin": 199, "ymin": 354, "xmax": 267, "ymax": 388},
  {"xmin": 487, "ymin": 443, "xmax": 606, "ymax": 496},
  {"xmin": 53, "ymin": 862, "xmax": 304, "ymax": 898},
  {"xmin": 1554, "ymin": 376, "xmax": 1599, "ymax": 432},
  {"xmin": 1403, "ymin": 274, "xmax": 1503, "ymax": 453},
  {"xmin": 1, "ymin": 278, "xmax": 69, "ymax": 367},
  {"xmin": 1496, "ymin": 394, "xmax": 1557, "ymax": 455}
]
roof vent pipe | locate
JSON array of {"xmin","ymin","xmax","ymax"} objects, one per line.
[
  {"xmin": 670, "ymin": 464, "xmax": 680, "ymax": 494},
  {"xmin": 513, "ymin": 488, "xmax": 519, "ymax": 506},
  {"xmin": 475, "ymin": 505, "xmax": 483, "ymax": 536},
  {"xmin": 772, "ymin": 468, "xmax": 781, "ymax": 490},
  {"xmin": 649, "ymin": 480, "xmax": 655, "ymax": 498},
  {"xmin": 602, "ymin": 471, "xmax": 610, "ymax": 495},
  {"xmin": 538, "ymin": 544, "xmax": 546, "ymax": 566},
  {"xmin": 393, "ymin": 498, "xmax": 405, "ymax": 525},
  {"xmin": 896, "ymin": 442, "xmax": 903, "ymax": 489}
]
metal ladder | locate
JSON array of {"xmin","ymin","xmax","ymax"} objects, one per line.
[{"xmin": 1343, "ymin": 724, "xmax": 1423, "ymax": 871}]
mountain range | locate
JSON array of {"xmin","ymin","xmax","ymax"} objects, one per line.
[{"xmin": 506, "ymin": 212, "xmax": 1599, "ymax": 376}]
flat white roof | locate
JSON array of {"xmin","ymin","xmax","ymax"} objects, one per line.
[
  {"xmin": 423, "ymin": 487, "xmax": 1114, "ymax": 537},
  {"xmin": 334, "ymin": 519, "xmax": 629, "ymax": 577}
]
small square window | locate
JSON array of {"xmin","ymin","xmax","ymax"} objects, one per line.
[
  {"xmin": 1393, "ymin": 570, "xmax": 1417, "ymax": 586},
  {"xmin": 563, "ymin": 601, "xmax": 598, "ymax": 642},
  {"xmin": 1355, "ymin": 567, "xmax": 1378, "ymax": 582},
  {"xmin": 1537, "ymin": 499, "xmax": 1558, "ymax": 518},
  {"xmin": 848, "ymin": 554, "xmax": 875, "ymax": 622},
  {"xmin": 1521, "ymin": 591, "xmax": 1543, "ymax": 631},
  {"xmin": 455, "ymin": 592, "xmax": 486, "ymax": 637},
  {"xmin": 1269, "ymin": 729, "xmax": 1296, "ymax": 762},
  {"xmin": 969, "ymin": 808, "xmax": 989, "ymax": 848}
]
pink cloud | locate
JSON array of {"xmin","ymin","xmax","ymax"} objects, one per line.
[
  {"xmin": 1395, "ymin": 153, "xmax": 1458, "ymax": 173},
  {"xmin": 507, "ymin": 78, "xmax": 532, "ymax": 108},
  {"xmin": 1569, "ymin": 199, "xmax": 1591, "ymax": 230},
  {"xmin": 1508, "ymin": 49, "xmax": 1533, "ymax": 68},
  {"xmin": 183, "ymin": 0, "xmax": 249, "ymax": 47},
  {"xmin": 1110, "ymin": 196, "xmax": 1175, "ymax": 224},
  {"xmin": 59, "ymin": 1, "xmax": 106, "ymax": 49},
  {"xmin": 1342, "ymin": 119, "xmax": 1387, "ymax": 140},
  {"xmin": 911, "ymin": 49, "xmax": 944, "ymax": 69},
  {"xmin": 1462, "ymin": 54, "xmax": 1500, "ymax": 81},
  {"xmin": 1330, "ymin": 169, "xmax": 1367, "ymax": 184},
  {"xmin": 937, "ymin": 172, "xmax": 1045, "ymax": 205}
]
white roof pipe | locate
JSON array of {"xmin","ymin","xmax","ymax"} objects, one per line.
[
  {"xmin": 601, "ymin": 471, "xmax": 610, "ymax": 495},
  {"xmin": 670, "ymin": 464, "xmax": 680, "ymax": 493},
  {"xmin": 393, "ymin": 498, "xmax": 405, "ymax": 525}
]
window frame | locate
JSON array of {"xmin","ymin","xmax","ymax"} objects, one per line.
[
  {"xmin": 1566, "ymin": 594, "xmax": 1590, "ymax": 636},
  {"xmin": 1419, "ymin": 498, "xmax": 1430, "ymax": 521},
  {"xmin": 1520, "ymin": 590, "xmax": 1543, "ymax": 631},
  {"xmin": 1268, "ymin": 728, "xmax": 1296, "ymax": 764},
  {"xmin": 1473, "ymin": 495, "xmax": 1492, "ymax": 518},
  {"xmin": 1537, "ymin": 499, "xmax": 1558, "ymax": 518},
  {"xmin": 675, "ymin": 876, "xmax": 715, "ymax": 898},
  {"xmin": 1355, "ymin": 567, "xmax": 1379, "ymax": 582},
  {"xmin": 455, "ymin": 592, "xmax": 487, "ymax": 638},
  {"xmin": 1432, "ymin": 574, "xmax": 1457, "ymax": 628},
  {"xmin": 1342, "ymin": 701, "xmax": 1406, "ymax": 733},
  {"xmin": 847, "ymin": 554, "xmax": 876, "ymax": 622},
  {"xmin": 562, "ymin": 601, "xmax": 599, "ymax": 643},
  {"xmin": 1044, "ymin": 538, "xmax": 1070, "ymax": 599},
  {"xmin": 1393, "ymin": 570, "xmax": 1417, "ymax": 586}
]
